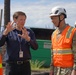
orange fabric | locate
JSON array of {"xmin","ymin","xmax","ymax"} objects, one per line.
[
  {"xmin": 52, "ymin": 25, "xmax": 76, "ymax": 67},
  {"xmin": 0, "ymin": 55, "xmax": 2, "ymax": 63},
  {"xmin": 0, "ymin": 68, "xmax": 3, "ymax": 75},
  {"xmin": 0, "ymin": 55, "xmax": 3, "ymax": 75},
  {"xmin": 53, "ymin": 54, "xmax": 74, "ymax": 67}
]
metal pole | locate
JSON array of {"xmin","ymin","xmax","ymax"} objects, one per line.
[{"xmin": 0, "ymin": 9, "xmax": 3, "ymax": 31}]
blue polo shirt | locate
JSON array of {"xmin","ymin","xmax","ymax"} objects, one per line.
[{"xmin": 0, "ymin": 28, "xmax": 38, "ymax": 61}]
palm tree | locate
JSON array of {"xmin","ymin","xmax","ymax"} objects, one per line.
[{"xmin": 4, "ymin": 0, "xmax": 10, "ymax": 28}]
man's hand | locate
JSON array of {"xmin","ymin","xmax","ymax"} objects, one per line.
[
  {"xmin": 49, "ymin": 70, "xmax": 54, "ymax": 75},
  {"xmin": 3, "ymin": 22, "xmax": 16, "ymax": 35},
  {"xmin": 18, "ymin": 28, "xmax": 30, "ymax": 42},
  {"xmin": 71, "ymin": 70, "xmax": 76, "ymax": 75}
]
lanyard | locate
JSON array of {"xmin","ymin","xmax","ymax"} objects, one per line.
[{"xmin": 16, "ymin": 31, "xmax": 22, "ymax": 51}]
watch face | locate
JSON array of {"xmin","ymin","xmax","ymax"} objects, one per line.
[{"xmin": 12, "ymin": 23, "xmax": 17, "ymax": 28}]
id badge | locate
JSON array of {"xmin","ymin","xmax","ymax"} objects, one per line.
[{"xmin": 19, "ymin": 51, "xmax": 23, "ymax": 58}]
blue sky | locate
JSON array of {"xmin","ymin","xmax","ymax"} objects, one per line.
[{"xmin": 0, "ymin": 0, "xmax": 76, "ymax": 29}]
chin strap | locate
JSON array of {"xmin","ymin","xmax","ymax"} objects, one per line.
[{"xmin": 57, "ymin": 15, "xmax": 65, "ymax": 27}]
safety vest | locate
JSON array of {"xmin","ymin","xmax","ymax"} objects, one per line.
[
  {"xmin": 0, "ymin": 54, "xmax": 3, "ymax": 75},
  {"xmin": 52, "ymin": 25, "xmax": 76, "ymax": 68}
]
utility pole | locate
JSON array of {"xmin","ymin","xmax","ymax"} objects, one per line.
[
  {"xmin": 0, "ymin": 9, "xmax": 3, "ymax": 31},
  {"xmin": 4, "ymin": 0, "xmax": 10, "ymax": 28}
]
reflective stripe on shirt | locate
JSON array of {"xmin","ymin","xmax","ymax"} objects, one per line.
[
  {"xmin": 66, "ymin": 27, "xmax": 74, "ymax": 38},
  {"xmin": 0, "ymin": 64, "xmax": 2, "ymax": 68},
  {"xmin": 53, "ymin": 49, "xmax": 72, "ymax": 54}
]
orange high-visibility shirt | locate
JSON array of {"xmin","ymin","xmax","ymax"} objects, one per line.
[
  {"xmin": 0, "ymin": 54, "xmax": 3, "ymax": 75},
  {"xmin": 52, "ymin": 25, "xmax": 76, "ymax": 67}
]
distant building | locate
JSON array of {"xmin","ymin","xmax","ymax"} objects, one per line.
[{"xmin": 31, "ymin": 28, "xmax": 55, "ymax": 40}]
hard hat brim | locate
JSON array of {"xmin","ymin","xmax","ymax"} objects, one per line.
[{"xmin": 49, "ymin": 14, "xmax": 59, "ymax": 17}]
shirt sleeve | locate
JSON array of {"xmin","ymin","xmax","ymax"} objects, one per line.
[
  {"xmin": 28, "ymin": 29, "xmax": 38, "ymax": 50},
  {"xmin": 29, "ymin": 39, "xmax": 38, "ymax": 50},
  {"xmin": 0, "ymin": 34, "xmax": 6, "ymax": 47},
  {"xmin": 50, "ymin": 34, "xmax": 54, "ymax": 71},
  {"xmin": 50, "ymin": 45, "xmax": 54, "ymax": 71},
  {"xmin": 72, "ymin": 31, "xmax": 76, "ymax": 70}
]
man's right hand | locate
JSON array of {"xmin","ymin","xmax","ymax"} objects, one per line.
[
  {"xmin": 49, "ymin": 70, "xmax": 54, "ymax": 75},
  {"xmin": 71, "ymin": 70, "xmax": 76, "ymax": 75},
  {"xmin": 3, "ymin": 22, "xmax": 15, "ymax": 35}
]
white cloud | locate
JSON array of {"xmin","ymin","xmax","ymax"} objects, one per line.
[{"xmin": 0, "ymin": 1, "xmax": 76, "ymax": 28}]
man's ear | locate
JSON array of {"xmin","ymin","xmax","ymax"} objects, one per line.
[{"xmin": 60, "ymin": 14, "xmax": 65, "ymax": 20}]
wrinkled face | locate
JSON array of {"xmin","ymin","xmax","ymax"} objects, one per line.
[
  {"xmin": 50, "ymin": 16, "xmax": 59, "ymax": 27},
  {"xmin": 16, "ymin": 15, "xmax": 26, "ymax": 28}
]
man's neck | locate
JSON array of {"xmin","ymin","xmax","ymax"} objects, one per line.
[
  {"xmin": 16, "ymin": 26, "xmax": 23, "ymax": 31},
  {"xmin": 58, "ymin": 24, "xmax": 67, "ymax": 33}
]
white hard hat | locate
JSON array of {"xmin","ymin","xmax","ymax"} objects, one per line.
[{"xmin": 49, "ymin": 6, "xmax": 67, "ymax": 18}]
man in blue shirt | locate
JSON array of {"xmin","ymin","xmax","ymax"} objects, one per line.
[{"xmin": 0, "ymin": 11, "xmax": 38, "ymax": 75}]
